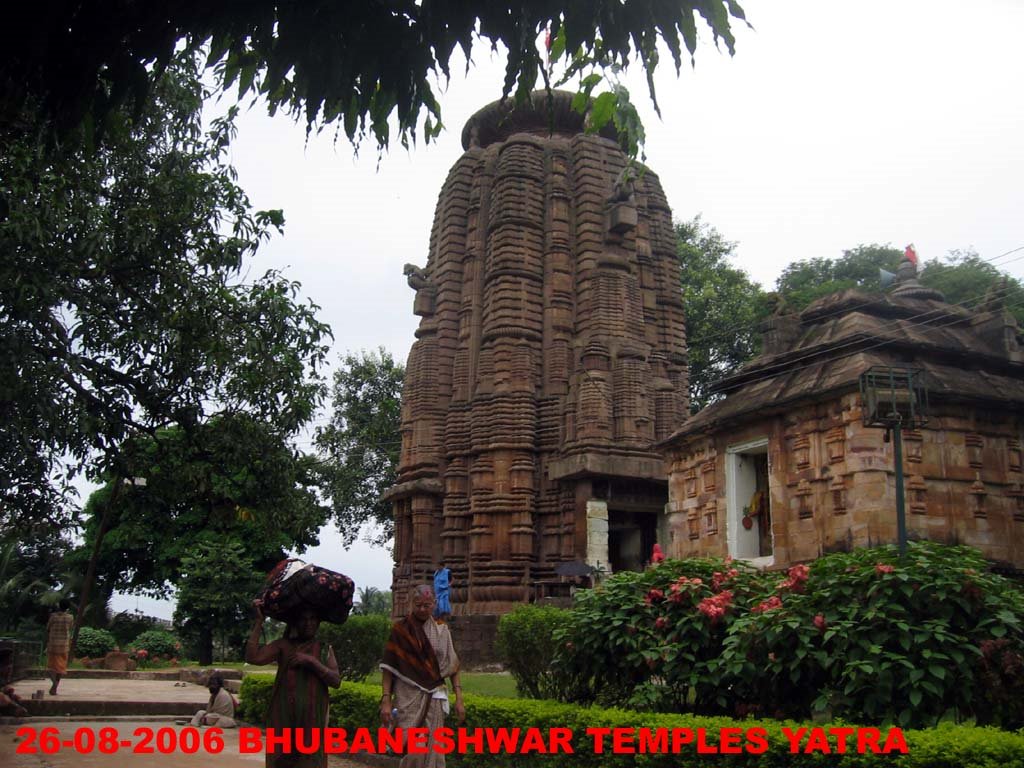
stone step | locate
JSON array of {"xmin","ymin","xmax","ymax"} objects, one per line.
[
  {"xmin": 22, "ymin": 699, "xmax": 200, "ymax": 717},
  {"xmin": 27, "ymin": 667, "xmax": 243, "ymax": 681}
]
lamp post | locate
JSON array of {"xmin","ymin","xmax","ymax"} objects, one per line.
[{"xmin": 858, "ymin": 366, "xmax": 929, "ymax": 556}]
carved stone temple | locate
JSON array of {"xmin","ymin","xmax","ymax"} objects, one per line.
[
  {"xmin": 662, "ymin": 258, "xmax": 1024, "ymax": 571},
  {"xmin": 387, "ymin": 93, "xmax": 689, "ymax": 641}
]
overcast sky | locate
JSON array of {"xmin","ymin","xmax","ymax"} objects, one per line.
[{"xmin": 110, "ymin": 0, "xmax": 1024, "ymax": 619}]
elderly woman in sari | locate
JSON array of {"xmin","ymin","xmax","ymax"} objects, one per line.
[{"xmin": 379, "ymin": 585, "xmax": 464, "ymax": 768}]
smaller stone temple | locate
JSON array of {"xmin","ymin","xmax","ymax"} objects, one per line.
[
  {"xmin": 662, "ymin": 258, "xmax": 1024, "ymax": 570},
  {"xmin": 386, "ymin": 92, "xmax": 691, "ymax": 654}
]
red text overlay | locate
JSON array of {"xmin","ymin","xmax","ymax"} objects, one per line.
[{"xmin": 16, "ymin": 725, "xmax": 909, "ymax": 756}]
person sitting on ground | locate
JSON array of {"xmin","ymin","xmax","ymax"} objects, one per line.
[
  {"xmin": 189, "ymin": 673, "xmax": 237, "ymax": 728},
  {"xmin": 0, "ymin": 686, "xmax": 28, "ymax": 717}
]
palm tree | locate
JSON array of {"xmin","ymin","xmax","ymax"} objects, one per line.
[{"xmin": 354, "ymin": 586, "xmax": 391, "ymax": 616}]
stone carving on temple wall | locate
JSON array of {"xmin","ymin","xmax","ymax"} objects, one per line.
[
  {"xmin": 389, "ymin": 92, "xmax": 689, "ymax": 613},
  {"xmin": 661, "ymin": 253, "xmax": 1024, "ymax": 570}
]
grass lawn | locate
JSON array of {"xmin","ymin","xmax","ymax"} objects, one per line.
[{"xmin": 360, "ymin": 670, "xmax": 518, "ymax": 699}]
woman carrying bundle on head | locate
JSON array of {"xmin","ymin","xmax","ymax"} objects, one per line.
[{"xmin": 246, "ymin": 601, "xmax": 341, "ymax": 768}]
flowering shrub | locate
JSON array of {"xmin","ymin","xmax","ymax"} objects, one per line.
[
  {"xmin": 550, "ymin": 557, "xmax": 773, "ymax": 712},
  {"xmin": 718, "ymin": 542, "xmax": 1024, "ymax": 728},
  {"xmin": 548, "ymin": 543, "xmax": 1024, "ymax": 729}
]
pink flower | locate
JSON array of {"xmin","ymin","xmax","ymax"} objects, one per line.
[
  {"xmin": 136, "ymin": 649, "xmax": 148, "ymax": 658},
  {"xmin": 697, "ymin": 590, "xmax": 734, "ymax": 624},
  {"xmin": 788, "ymin": 564, "xmax": 810, "ymax": 581},
  {"xmin": 875, "ymin": 563, "xmax": 895, "ymax": 575},
  {"xmin": 777, "ymin": 564, "xmax": 810, "ymax": 593},
  {"xmin": 751, "ymin": 596, "xmax": 783, "ymax": 613},
  {"xmin": 644, "ymin": 588, "xmax": 665, "ymax": 605},
  {"xmin": 655, "ymin": 616, "xmax": 669, "ymax": 630},
  {"xmin": 711, "ymin": 568, "xmax": 739, "ymax": 591},
  {"xmin": 813, "ymin": 614, "xmax": 827, "ymax": 632}
]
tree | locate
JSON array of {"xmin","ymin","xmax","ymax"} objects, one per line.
[
  {"xmin": 774, "ymin": 244, "xmax": 904, "ymax": 311},
  {"xmin": 773, "ymin": 245, "xmax": 1024, "ymax": 324},
  {"xmin": 317, "ymin": 350, "xmax": 404, "ymax": 547},
  {"xmin": 353, "ymin": 586, "xmax": 392, "ymax": 617},
  {"xmin": 73, "ymin": 416, "xmax": 328, "ymax": 593},
  {"xmin": 919, "ymin": 249, "xmax": 1024, "ymax": 325},
  {"xmin": 1, "ymin": 54, "xmax": 331, "ymax": 534},
  {"xmin": 174, "ymin": 537, "xmax": 264, "ymax": 665},
  {"xmin": 1, "ymin": 2, "xmax": 749, "ymax": 154},
  {"xmin": 676, "ymin": 216, "xmax": 767, "ymax": 412},
  {"xmin": 0, "ymin": 535, "xmax": 66, "ymax": 634}
]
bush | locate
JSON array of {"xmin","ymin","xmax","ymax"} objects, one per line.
[
  {"xmin": 129, "ymin": 629, "xmax": 181, "ymax": 658},
  {"xmin": 551, "ymin": 556, "xmax": 774, "ymax": 711},
  {"xmin": 719, "ymin": 542, "xmax": 1024, "ymax": 728},
  {"xmin": 236, "ymin": 675, "xmax": 1024, "ymax": 768},
  {"xmin": 549, "ymin": 542, "xmax": 1024, "ymax": 729},
  {"xmin": 108, "ymin": 612, "xmax": 158, "ymax": 647},
  {"xmin": 318, "ymin": 614, "xmax": 391, "ymax": 682},
  {"xmin": 496, "ymin": 605, "xmax": 569, "ymax": 699},
  {"xmin": 74, "ymin": 627, "xmax": 117, "ymax": 658}
]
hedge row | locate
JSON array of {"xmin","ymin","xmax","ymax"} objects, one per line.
[{"xmin": 238, "ymin": 676, "xmax": 1024, "ymax": 768}]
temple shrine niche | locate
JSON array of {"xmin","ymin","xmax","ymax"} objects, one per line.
[
  {"xmin": 387, "ymin": 93, "xmax": 689, "ymax": 642},
  {"xmin": 662, "ymin": 257, "xmax": 1024, "ymax": 571}
]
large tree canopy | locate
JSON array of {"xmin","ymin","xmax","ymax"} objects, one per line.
[
  {"xmin": 72, "ymin": 416, "xmax": 327, "ymax": 598},
  {"xmin": 774, "ymin": 244, "xmax": 905, "ymax": 311},
  {"xmin": 1, "ymin": 1, "xmax": 748, "ymax": 152},
  {"xmin": 1, "ymin": 56, "xmax": 330, "ymax": 532},
  {"xmin": 676, "ymin": 216, "xmax": 766, "ymax": 411},
  {"xmin": 317, "ymin": 349, "xmax": 404, "ymax": 548}
]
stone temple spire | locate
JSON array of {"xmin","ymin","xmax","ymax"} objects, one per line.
[{"xmin": 387, "ymin": 91, "xmax": 689, "ymax": 630}]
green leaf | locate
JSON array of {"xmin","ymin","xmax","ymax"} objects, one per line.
[{"xmin": 588, "ymin": 91, "xmax": 617, "ymax": 131}]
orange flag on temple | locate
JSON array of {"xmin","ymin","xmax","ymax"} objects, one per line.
[{"xmin": 904, "ymin": 243, "xmax": 918, "ymax": 265}]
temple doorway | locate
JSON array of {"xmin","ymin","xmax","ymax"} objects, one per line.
[
  {"xmin": 726, "ymin": 438, "xmax": 773, "ymax": 562},
  {"xmin": 608, "ymin": 509, "xmax": 659, "ymax": 573}
]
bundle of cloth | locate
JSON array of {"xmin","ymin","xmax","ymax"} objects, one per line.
[{"xmin": 258, "ymin": 558, "xmax": 355, "ymax": 624}]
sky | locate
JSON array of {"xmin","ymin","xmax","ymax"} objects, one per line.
[{"xmin": 109, "ymin": 0, "xmax": 1024, "ymax": 620}]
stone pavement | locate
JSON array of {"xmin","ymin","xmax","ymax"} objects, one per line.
[
  {"xmin": 9, "ymin": 678, "xmax": 208, "ymax": 717},
  {"xmin": 0, "ymin": 676, "xmax": 377, "ymax": 768},
  {"xmin": 0, "ymin": 719, "xmax": 369, "ymax": 767}
]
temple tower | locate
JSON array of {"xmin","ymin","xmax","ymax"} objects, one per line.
[{"xmin": 388, "ymin": 92, "xmax": 688, "ymax": 633}]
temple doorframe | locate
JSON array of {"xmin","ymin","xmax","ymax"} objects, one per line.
[{"xmin": 725, "ymin": 437, "xmax": 774, "ymax": 567}]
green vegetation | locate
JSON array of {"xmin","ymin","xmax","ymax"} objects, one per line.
[
  {"xmin": 239, "ymin": 677, "xmax": 1024, "ymax": 768},
  {"xmin": 359, "ymin": 670, "xmax": 519, "ymax": 700},
  {"xmin": 496, "ymin": 605, "xmax": 568, "ymax": 699},
  {"xmin": 4, "ymin": 3, "xmax": 749, "ymax": 156},
  {"xmin": 316, "ymin": 349, "xmax": 404, "ymax": 547},
  {"xmin": 74, "ymin": 627, "xmax": 117, "ymax": 659},
  {"xmin": 318, "ymin": 615, "xmax": 392, "ymax": 683},
  {"xmin": 127, "ymin": 629, "xmax": 180, "ymax": 659},
  {"xmin": 545, "ymin": 542, "xmax": 1024, "ymax": 729},
  {"xmin": 676, "ymin": 216, "xmax": 766, "ymax": 411}
]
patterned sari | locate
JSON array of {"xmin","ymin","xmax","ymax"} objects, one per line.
[{"xmin": 266, "ymin": 640, "xmax": 330, "ymax": 768}]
